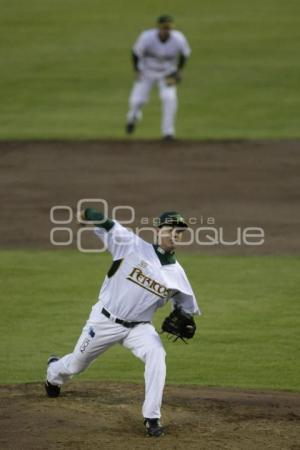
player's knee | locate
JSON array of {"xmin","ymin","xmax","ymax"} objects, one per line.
[
  {"xmin": 147, "ymin": 346, "xmax": 166, "ymax": 364},
  {"xmin": 130, "ymin": 100, "xmax": 146, "ymax": 110},
  {"xmin": 160, "ymin": 89, "xmax": 177, "ymax": 103},
  {"xmin": 147, "ymin": 347, "xmax": 166, "ymax": 377}
]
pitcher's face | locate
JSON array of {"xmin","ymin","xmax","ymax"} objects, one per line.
[
  {"xmin": 157, "ymin": 226, "xmax": 185, "ymax": 252},
  {"xmin": 158, "ymin": 23, "xmax": 172, "ymax": 42}
]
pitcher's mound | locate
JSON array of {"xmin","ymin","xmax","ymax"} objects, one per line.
[{"xmin": 1, "ymin": 381, "xmax": 299, "ymax": 450}]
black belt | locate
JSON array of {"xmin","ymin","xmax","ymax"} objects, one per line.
[{"xmin": 101, "ymin": 308, "xmax": 150, "ymax": 329}]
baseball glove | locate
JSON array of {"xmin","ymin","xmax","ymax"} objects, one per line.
[
  {"xmin": 165, "ymin": 71, "xmax": 182, "ymax": 86},
  {"xmin": 161, "ymin": 307, "xmax": 196, "ymax": 343}
]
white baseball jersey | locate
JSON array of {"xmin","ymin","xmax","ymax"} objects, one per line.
[
  {"xmin": 88, "ymin": 221, "xmax": 200, "ymax": 323},
  {"xmin": 133, "ymin": 29, "xmax": 191, "ymax": 79}
]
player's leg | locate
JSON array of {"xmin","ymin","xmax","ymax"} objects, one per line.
[
  {"xmin": 126, "ymin": 76, "xmax": 153, "ymax": 134},
  {"xmin": 46, "ymin": 315, "xmax": 127, "ymax": 389},
  {"xmin": 122, "ymin": 323, "xmax": 166, "ymax": 421},
  {"xmin": 158, "ymin": 79, "xmax": 178, "ymax": 139}
]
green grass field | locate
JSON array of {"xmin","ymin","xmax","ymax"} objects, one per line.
[
  {"xmin": 0, "ymin": 0, "xmax": 299, "ymax": 139},
  {"xmin": 0, "ymin": 250, "xmax": 299, "ymax": 391}
]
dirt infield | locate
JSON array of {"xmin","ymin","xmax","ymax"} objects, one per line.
[
  {"xmin": 0, "ymin": 139, "xmax": 299, "ymax": 254},
  {"xmin": 0, "ymin": 382, "xmax": 299, "ymax": 450}
]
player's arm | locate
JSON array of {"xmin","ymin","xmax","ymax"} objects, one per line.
[
  {"xmin": 166, "ymin": 54, "xmax": 187, "ymax": 85},
  {"xmin": 178, "ymin": 53, "xmax": 187, "ymax": 71},
  {"xmin": 131, "ymin": 51, "xmax": 141, "ymax": 79},
  {"xmin": 165, "ymin": 52, "xmax": 190, "ymax": 86},
  {"xmin": 80, "ymin": 208, "xmax": 136, "ymax": 259},
  {"xmin": 131, "ymin": 31, "xmax": 148, "ymax": 78},
  {"xmin": 131, "ymin": 51, "xmax": 139, "ymax": 73},
  {"xmin": 170, "ymin": 33, "xmax": 191, "ymax": 82},
  {"xmin": 82, "ymin": 208, "xmax": 114, "ymax": 231},
  {"xmin": 171, "ymin": 291, "xmax": 201, "ymax": 316}
]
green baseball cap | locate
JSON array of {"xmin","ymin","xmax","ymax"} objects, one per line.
[
  {"xmin": 158, "ymin": 211, "xmax": 188, "ymax": 228},
  {"xmin": 157, "ymin": 14, "xmax": 174, "ymax": 24}
]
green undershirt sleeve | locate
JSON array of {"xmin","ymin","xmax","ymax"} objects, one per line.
[{"xmin": 84, "ymin": 208, "xmax": 115, "ymax": 231}]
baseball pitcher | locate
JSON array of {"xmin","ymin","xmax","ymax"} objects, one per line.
[
  {"xmin": 126, "ymin": 15, "xmax": 191, "ymax": 140},
  {"xmin": 45, "ymin": 208, "xmax": 200, "ymax": 437}
]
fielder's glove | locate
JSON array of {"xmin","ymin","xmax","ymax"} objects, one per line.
[
  {"xmin": 165, "ymin": 71, "xmax": 182, "ymax": 86},
  {"xmin": 161, "ymin": 307, "xmax": 196, "ymax": 343}
]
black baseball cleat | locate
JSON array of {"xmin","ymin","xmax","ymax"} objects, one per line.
[
  {"xmin": 45, "ymin": 355, "xmax": 61, "ymax": 398},
  {"xmin": 144, "ymin": 418, "xmax": 164, "ymax": 437},
  {"xmin": 126, "ymin": 121, "xmax": 136, "ymax": 134},
  {"xmin": 45, "ymin": 380, "xmax": 61, "ymax": 398},
  {"xmin": 162, "ymin": 134, "xmax": 175, "ymax": 141}
]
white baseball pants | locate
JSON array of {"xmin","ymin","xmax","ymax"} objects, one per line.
[
  {"xmin": 127, "ymin": 77, "xmax": 178, "ymax": 136},
  {"xmin": 47, "ymin": 313, "xmax": 166, "ymax": 419}
]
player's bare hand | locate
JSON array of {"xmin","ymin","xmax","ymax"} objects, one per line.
[{"xmin": 165, "ymin": 71, "xmax": 182, "ymax": 86}]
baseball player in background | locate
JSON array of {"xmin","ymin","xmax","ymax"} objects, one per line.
[
  {"xmin": 45, "ymin": 208, "xmax": 200, "ymax": 437},
  {"xmin": 126, "ymin": 15, "xmax": 191, "ymax": 140}
]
